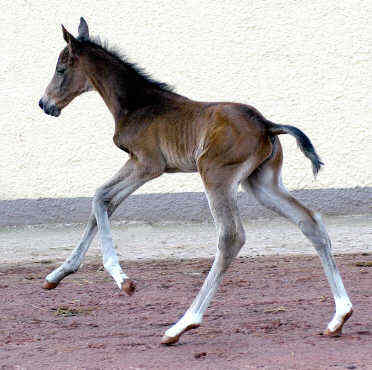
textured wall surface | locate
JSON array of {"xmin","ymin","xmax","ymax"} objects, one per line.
[{"xmin": 1, "ymin": 0, "xmax": 371, "ymax": 200}]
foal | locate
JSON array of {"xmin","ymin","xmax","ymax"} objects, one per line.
[{"xmin": 39, "ymin": 18, "xmax": 353, "ymax": 344}]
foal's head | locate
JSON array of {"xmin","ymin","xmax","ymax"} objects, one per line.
[{"xmin": 39, "ymin": 18, "xmax": 92, "ymax": 117}]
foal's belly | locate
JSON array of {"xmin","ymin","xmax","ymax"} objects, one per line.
[
  {"xmin": 158, "ymin": 124, "xmax": 201, "ymax": 173},
  {"xmin": 163, "ymin": 153, "xmax": 198, "ymax": 173}
]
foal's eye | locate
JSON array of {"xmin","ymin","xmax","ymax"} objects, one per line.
[{"xmin": 56, "ymin": 67, "xmax": 66, "ymax": 75}]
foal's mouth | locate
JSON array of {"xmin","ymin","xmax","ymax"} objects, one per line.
[{"xmin": 38, "ymin": 98, "xmax": 61, "ymax": 117}]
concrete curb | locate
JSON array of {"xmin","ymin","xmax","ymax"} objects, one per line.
[{"xmin": 0, "ymin": 187, "xmax": 370, "ymax": 226}]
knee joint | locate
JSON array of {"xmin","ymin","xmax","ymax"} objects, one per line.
[{"xmin": 93, "ymin": 187, "xmax": 111, "ymax": 208}]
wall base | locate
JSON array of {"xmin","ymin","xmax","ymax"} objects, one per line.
[{"xmin": 0, "ymin": 187, "xmax": 371, "ymax": 226}]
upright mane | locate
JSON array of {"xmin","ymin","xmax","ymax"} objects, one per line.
[{"xmin": 78, "ymin": 35, "xmax": 174, "ymax": 94}]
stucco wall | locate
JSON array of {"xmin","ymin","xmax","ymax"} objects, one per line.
[{"xmin": 1, "ymin": 0, "xmax": 371, "ymax": 201}]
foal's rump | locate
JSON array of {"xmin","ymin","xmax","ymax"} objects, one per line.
[
  {"xmin": 197, "ymin": 102, "xmax": 322, "ymax": 179},
  {"xmin": 237, "ymin": 103, "xmax": 323, "ymax": 176},
  {"xmin": 196, "ymin": 103, "xmax": 273, "ymax": 177}
]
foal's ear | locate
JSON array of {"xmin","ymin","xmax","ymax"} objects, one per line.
[
  {"xmin": 61, "ymin": 24, "xmax": 81, "ymax": 57},
  {"xmin": 62, "ymin": 24, "xmax": 72, "ymax": 43},
  {"xmin": 78, "ymin": 17, "xmax": 89, "ymax": 40}
]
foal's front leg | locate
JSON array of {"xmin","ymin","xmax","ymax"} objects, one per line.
[
  {"xmin": 43, "ymin": 159, "xmax": 161, "ymax": 293},
  {"xmin": 43, "ymin": 214, "xmax": 98, "ymax": 289},
  {"xmin": 93, "ymin": 185, "xmax": 134, "ymax": 293}
]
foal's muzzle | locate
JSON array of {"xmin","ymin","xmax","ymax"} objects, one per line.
[{"xmin": 38, "ymin": 98, "xmax": 61, "ymax": 117}]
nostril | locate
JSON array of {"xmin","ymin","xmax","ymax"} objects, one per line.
[{"xmin": 39, "ymin": 99, "xmax": 44, "ymax": 109}]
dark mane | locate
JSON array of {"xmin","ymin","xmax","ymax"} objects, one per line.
[{"xmin": 78, "ymin": 35, "xmax": 174, "ymax": 94}]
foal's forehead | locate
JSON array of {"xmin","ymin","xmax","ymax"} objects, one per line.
[{"xmin": 57, "ymin": 47, "xmax": 69, "ymax": 64}]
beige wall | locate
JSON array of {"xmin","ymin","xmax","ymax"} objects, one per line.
[{"xmin": 1, "ymin": 0, "xmax": 371, "ymax": 201}]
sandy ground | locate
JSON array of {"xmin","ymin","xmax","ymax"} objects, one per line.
[
  {"xmin": 1, "ymin": 214, "xmax": 371, "ymax": 264},
  {"xmin": 0, "ymin": 254, "xmax": 372, "ymax": 369},
  {"xmin": 0, "ymin": 214, "xmax": 371, "ymax": 369}
]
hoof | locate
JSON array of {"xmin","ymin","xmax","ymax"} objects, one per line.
[
  {"xmin": 161, "ymin": 324, "xmax": 200, "ymax": 345},
  {"xmin": 122, "ymin": 279, "xmax": 136, "ymax": 296},
  {"xmin": 323, "ymin": 309, "xmax": 353, "ymax": 337},
  {"xmin": 42, "ymin": 280, "xmax": 59, "ymax": 290},
  {"xmin": 161, "ymin": 334, "xmax": 181, "ymax": 345},
  {"xmin": 323, "ymin": 326, "xmax": 343, "ymax": 337}
]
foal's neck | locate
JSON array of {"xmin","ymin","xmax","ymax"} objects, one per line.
[{"xmin": 81, "ymin": 47, "xmax": 175, "ymax": 121}]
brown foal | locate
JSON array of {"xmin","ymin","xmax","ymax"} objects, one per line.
[{"xmin": 39, "ymin": 18, "xmax": 352, "ymax": 344}]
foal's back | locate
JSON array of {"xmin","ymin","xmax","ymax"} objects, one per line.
[{"xmin": 144, "ymin": 97, "xmax": 273, "ymax": 174}]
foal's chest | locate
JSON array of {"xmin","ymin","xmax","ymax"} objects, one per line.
[{"xmin": 113, "ymin": 132, "xmax": 130, "ymax": 154}]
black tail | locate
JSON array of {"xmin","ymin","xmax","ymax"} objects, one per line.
[{"xmin": 266, "ymin": 122, "xmax": 324, "ymax": 177}]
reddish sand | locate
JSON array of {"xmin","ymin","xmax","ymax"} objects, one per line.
[{"xmin": 0, "ymin": 253, "xmax": 371, "ymax": 369}]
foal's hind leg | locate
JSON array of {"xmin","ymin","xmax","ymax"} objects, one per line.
[
  {"xmin": 44, "ymin": 159, "xmax": 162, "ymax": 293},
  {"xmin": 242, "ymin": 149, "xmax": 352, "ymax": 336},
  {"xmin": 162, "ymin": 170, "xmax": 246, "ymax": 344}
]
